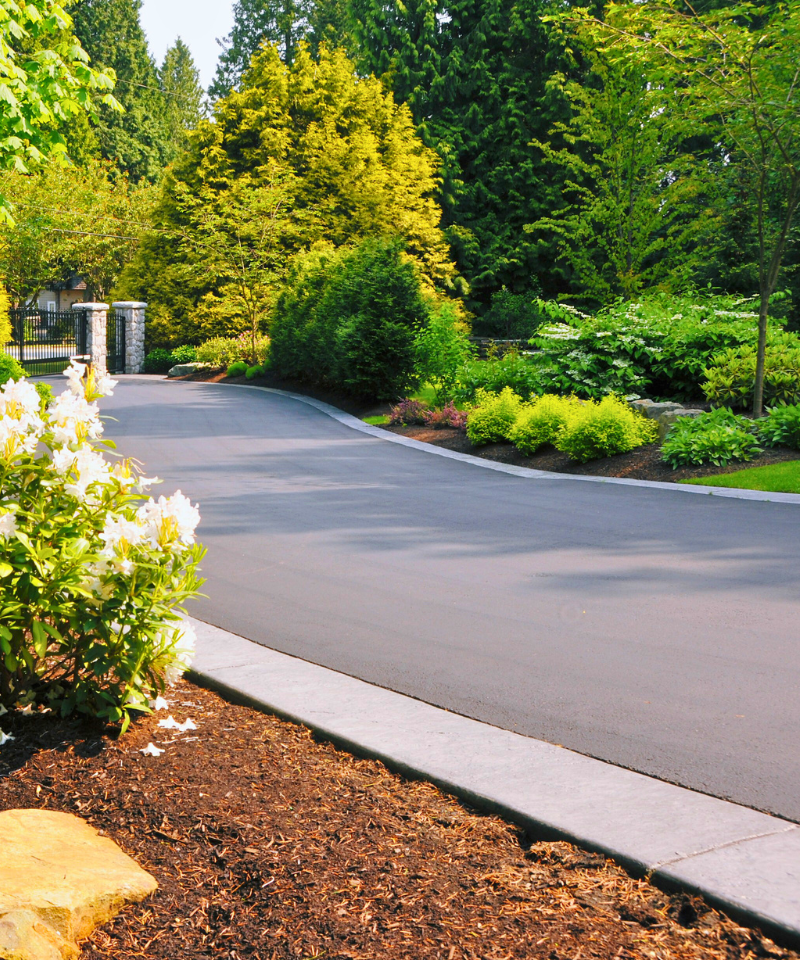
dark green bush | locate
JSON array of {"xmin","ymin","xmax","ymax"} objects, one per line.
[
  {"xmin": 144, "ymin": 348, "xmax": 176, "ymax": 373},
  {"xmin": 453, "ymin": 351, "xmax": 542, "ymax": 403},
  {"xmin": 226, "ymin": 360, "xmax": 248, "ymax": 377},
  {"xmin": 35, "ymin": 382, "xmax": 53, "ymax": 410},
  {"xmin": 473, "ymin": 285, "xmax": 545, "ymax": 340},
  {"xmin": 271, "ymin": 238, "xmax": 429, "ymax": 401},
  {"xmin": 661, "ymin": 408, "xmax": 762, "ymax": 467},
  {"xmin": 757, "ymin": 403, "xmax": 800, "ymax": 449},
  {"xmin": 702, "ymin": 333, "xmax": 800, "ymax": 409},
  {"xmin": 245, "ymin": 364, "xmax": 264, "ymax": 380}
]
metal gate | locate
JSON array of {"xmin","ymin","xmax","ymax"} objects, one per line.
[
  {"xmin": 8, "ymin": 308, "xmax": 87, "ymax": 377},
  {"xmin": 107, "ymin": 307, "xmax": 126, "ymax": 374}
]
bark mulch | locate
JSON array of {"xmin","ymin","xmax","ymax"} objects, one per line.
[
  {"xmin": 0, "ymin": 680, "xmax": 793, "ymax": 960},
  {"xmin": 175, "ymin": 370, "xmax": 800, "ymax": 484}
]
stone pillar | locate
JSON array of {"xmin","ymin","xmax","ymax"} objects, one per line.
[
  {"xmin": 112, "ymin": 301, "xmax": 147, "ymax": 374},
  {"xmin": 72, "ymin": 302, "xmax": 109, "ymax": 376}
]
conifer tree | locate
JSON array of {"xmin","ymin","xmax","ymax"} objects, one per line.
[
  {"xmin": 161, "ymin": 39, "xmax": 205, "ymax": 160},
  {"xmin": 72, "ymin": 0, "xmax": 170, "ymax": 181}
]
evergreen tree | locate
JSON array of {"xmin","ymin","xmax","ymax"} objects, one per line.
[
  {"xmin": 209, "ymin": 0, "xmax": 313, "ymax": 99},
  {"xmin": 161, "ymin": 39, "xmax": 205, "ymax": 160},
  {"xmin": 122, "ymin": 44, "xmax": 459, "ymax": 346},
  {"xmin": 72, "ymin": 0, "xmax": 170, "ymax": 181}
]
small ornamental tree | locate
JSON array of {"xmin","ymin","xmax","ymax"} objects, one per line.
[{"xmin": 0, "ymin": 362, "xmax": 204, "ymax": 729}]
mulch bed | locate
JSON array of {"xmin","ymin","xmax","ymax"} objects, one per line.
[
  {"xmin": 174, "ymin": 370, "xmax": 800, "ymax": 484},
  {"xmin": 0, "ymin": 680, "xmax": 793, "ymax": 960}
]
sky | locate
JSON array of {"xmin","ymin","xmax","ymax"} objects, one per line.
[{"xmin": 139, "ymin": 0, "xmax": 235, "ymax": 90}]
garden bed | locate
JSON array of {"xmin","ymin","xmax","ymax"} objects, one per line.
[
  {"xmin": 0, "ymin": 679, "xmax": 793, "ymax": 960},
  {"xmin": 173, "ymin": 369, "xmax": 800, "ymax": 486}
]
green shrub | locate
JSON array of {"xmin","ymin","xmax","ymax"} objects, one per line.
[
  {"xmin": 0, "ymin": 365, "xmax": 204, "ymax": 726},
  {"xmin": 702, "ymin": 333, "xmax": 800, "ymax": 409},
  {"xmin": 245, "ymin": 364, "xmax": 263, "ymax": 380},
  {"xmin": 466, "ymin": 388, "xmax": 524, "ymax": 446},
  {"xmin": 453, "ymin": 351, "xmax": 542, "ymax": 403},
  {"xmin": 170, "ymin": 344, "xmax": 197, "ymax": 364},
  {"xmin": 414, "ymin": 301, "xmax": 474, "ymax": 403},
  {"xmin": 661, "ymin": 407, "xmax": 762, "ymax": 467},
  {"xmin": 756, "ymin": 403, "xmax": 800, "ymax": 449},
  {"xmin": 531, "ymin": 293, "xmax": 769, "ymax": 401},
  {"xmin": 473, "ymin": 285, "xmax": 545, "ymax": 340},
  {"xmin": 271, "ymin": 238, "xmax": 429, "ymax": 400},
  {"xmin": 557, "ymin": 395, "xmax": 658, "ymax": 462},
  {"xmin": 0, "ymin": 353, "xmax": 25, "ymax": 385},
  {"xmin": 144, "ymin": 348, "xmax": 175, "ymax": 374},
  {"xmin": 35, "ymin": 382, "xmax": 53, "ymax": 410},
  {"xmin": 509, "ymin": 394, "xmax": 582, "ymax": 455},
  {"xmin": 196, "ymin": 334, "xmax": 270, "ymax": 367},
  {"xmin": 226, "ymin": 360, "xmax": 248, "ymax": 378}
]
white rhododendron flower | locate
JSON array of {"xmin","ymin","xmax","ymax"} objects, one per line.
[
  {"xmin": 0, "ymin": 511, "xmax": 17, "ymax": 540},
  {"xmin": 64, "ymin": 359, "xmax": 88, "ymax": 395},
  {"xmin": 137, "ymin": 491, "xmax": 200, "ymax": 549},
  {"xmin": 0, "ymin": 730, "xmax": 15, "ymax": 746},
  {"xmin": 140, "ymin": 742, "xmax": 165, "ymax": 756},
  {"xmin": 48, "ymin": 391, "xmax": 104, "ymax": 447},
  {"xmin": 95, "ymin": 373, "xmax": 118, "ymax": 397},
  {"xmin": 150, "ymin": 696, "xmax": 170, "ymax": 711},
  {"xmin": 158, "ymin": 716, "xmax": 197, "ymax": 732},
  {"xmin": 0, "ymin": 378, "xmax": 41, "ymax": 417},
  {"xmin": 62, "ymin": 446, "xmax": 111, "ymax": 501},
  {"xmin": 100, "ymin": 514, "xmax": 146, "ymax": 551}
]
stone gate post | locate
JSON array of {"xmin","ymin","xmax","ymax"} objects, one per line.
[
  {"xmin": 112, "ymin": 301, "xmax": 147, "ymax": 374},
  {"xmin": 72, "ymin": 302, "xmax": 109, "ymax": 376}
]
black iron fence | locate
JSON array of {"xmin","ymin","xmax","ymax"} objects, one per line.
[
  {"xmin": 7, "ymin": 307, "xmax": 126, "ymax": 376},
  {"xmin": 8, "ymin": 308, "xmax": 87, "ymax": 377}
]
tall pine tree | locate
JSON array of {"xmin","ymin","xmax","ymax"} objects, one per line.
[
  {"xmin": 72, "ymin": 0, "xmax": 170, "ymax": 181},
  {"xmin": 161, "ymin": 39, "xmax": 205, "ymax": 160}
]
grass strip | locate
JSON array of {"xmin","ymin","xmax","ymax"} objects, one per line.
[{"xmin": 681, "ymin": 460, "xmax": 800, "ymax": 493}]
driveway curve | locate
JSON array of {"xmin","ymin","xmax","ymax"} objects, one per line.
[{"xmin": 102, "ymin": 377, "xmax": 800, "ymax": 821}]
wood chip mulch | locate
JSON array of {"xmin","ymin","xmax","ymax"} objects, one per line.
[{"xmin": 0, "ymin": 680, "xmax": 794, "ymax": 960}]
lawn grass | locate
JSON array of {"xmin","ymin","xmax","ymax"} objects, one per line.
[
  {"xmin": 681, "ymin": 460, "xmax": 800, "ymax": 493},
  {"xmin": 411, "ymin": 383, "xmax": 438, "ymax": 406},
  {"xmin": 363, "ymin": 414, "xmax": 390, "ymax": 425}
]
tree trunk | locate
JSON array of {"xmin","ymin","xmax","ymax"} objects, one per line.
[{"xmin": 752, "ymin": 290, "xmax": 770, "ymax": 418}]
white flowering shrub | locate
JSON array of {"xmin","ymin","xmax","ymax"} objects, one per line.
[{"xmin": 0, "ymin": 361, "xmax": 204, "ymax": 729}]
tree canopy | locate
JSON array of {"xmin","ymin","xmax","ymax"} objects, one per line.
[{"xmin": 120, "ymin": 44, "xmax": 459, "ymax": 345}]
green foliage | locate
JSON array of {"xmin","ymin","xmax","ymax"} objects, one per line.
[
  {"xmin": 271, "ymin": 238, "xmax": 429, "ymax": 400},
  {"xmin": 144, "ymin": 348, "xmax": 175, "ymax": 374},
  {"xmin": 413, "ymin": 302, "xmax": 474, "ymax": 403},
  {"xmin": 661, "ymin": 407, "xmax": 762, "ymax": 468},
  {"xmin": 0, "ymin": 288, "xmax": 8, "ymax": 346},
  {"xmin": 227, "ymin": 360, "xmax": 248, "ymax": 377},
  {"xmin": 466, "ymin": 388, "xmax": 524, "ymax": 446},
  {"xmin": 453, "ymin": 351, "xmax": 541, "ymax": 404},
  {"xmin": 531, "ymin": 293, "xmax": 768, "ymax": 401},
  {"xmin": 0, "ymin": 354, "xmax": 25, "ymax": 385},
  {"xmin": 161, "ymin": 39, "xmax": 205, "ymax": 159},
  {"xmin": 170, "ymin": 345, "xmax": 197, "ymax": 364},
  {"xmin": 122, "ymin": 44, "xmax": 458, "ymax": 342},
  {"xmin": 196, "ymin": 335, "xmax": 269, "ymax": 367},
  {"xmin": 245, "ymin": 364, "xmax": 264, "ymax": 379},
  {"xmin": 474, "ymin": 286, "xmax": 546, "ymax": 340},
  {"xmin": 508, "ymin": 394, "xmax": 581, "ymax": 455},
  {"xmin": 34, "ymin": 382, "xmax": 53, "ymax": 411},
  {"xmin": 557, "ymin": 395, "xmax": 657, "ymax": 463},
  {"xmin": 757, "ymin": 403, "xmax": 800, "ymax": 450},
  {"xmin": 72, "ymin": 0, "xmax": 169, "ymax": 181},
  {"xmin": 702, "ymin": 335, "xmax": 800, "ymax": 410},
  {"xmin": 0, "ymin": 370, "xmax": 204, "ymax": 725},
  {"xmin": 531, "ymin": 42, "xmax": 716, "ymax": 302}
]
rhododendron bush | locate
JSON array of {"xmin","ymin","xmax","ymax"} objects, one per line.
[{"xmin": 0, "ymin": 362, "xmax": 204, "ymax": 728}]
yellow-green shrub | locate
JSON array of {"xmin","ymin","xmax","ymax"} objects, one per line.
[
  {"xmin": 466, "ymin": 387, "xmax": 524, "ymax": 445},
  {"xmin": 509, "ymin": 394, "xmax": 582, "ymax": 454},
  {"xmin": 557, "ymin": 396, "xmax": 658, "ymax": 462},
  {"xmin": 0, "ymin": 286, "xmax": 10, "ymax": 346}
]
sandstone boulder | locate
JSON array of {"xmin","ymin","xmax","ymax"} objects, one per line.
[
  {"xmin": 658, "ymin": 407, "xmax": 706, "ymax": 440},
  {"xmin": 0, "ymin": 810, "xmax": 157, "ymax": 960},
  {"xmin": 167, "ymin": 361, "xmax": 211, "ymax": 378}
]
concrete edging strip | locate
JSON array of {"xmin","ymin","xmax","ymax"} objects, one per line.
[
  {"xmin": 152, "ymin": 377, "xmax": 800, "ymax": 505},
  {"xmin": 187, "ymin": 616, "xmax": 800, "ymax": 948}
]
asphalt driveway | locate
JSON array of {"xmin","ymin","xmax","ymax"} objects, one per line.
[{"xmin": 101, "ymin": 378, "xmax": 800, "ymax": 821}]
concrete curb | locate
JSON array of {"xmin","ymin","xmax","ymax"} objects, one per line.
[
  {"xmin": 149, "ymin": 377, "xmax": 800, "ymax": 505},
  {"xmin": 187, "ymin": 617, "xmax": 800, "ymax": 949}
]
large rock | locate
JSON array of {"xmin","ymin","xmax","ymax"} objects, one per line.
[
  {"xmin": 167, "ymin": 361, "xmax": 211, "ymax": 378},
  {"xmin": 632, "ymin": 400, "xmax": 686, "ymax": 420},
  {"xmin": 0, "ymin": 810, "xmax": 157, "ymax": 960},
  {"xmin": 658, "ymin": 407, "xmax": 706, "ymax": 440}
]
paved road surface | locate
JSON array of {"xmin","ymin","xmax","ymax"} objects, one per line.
[{"xmin": 102, "ymin": 378, "xmax": 800, "ymax": 821}]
